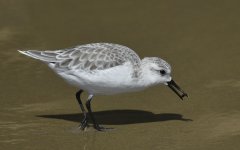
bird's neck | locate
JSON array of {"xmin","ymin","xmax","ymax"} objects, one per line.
[{"xmin": 134, "ymin": 64, "xmax": 160, "ymax": 88}]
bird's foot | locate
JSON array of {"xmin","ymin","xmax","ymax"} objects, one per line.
[
  {"xmin": 79, "ymin": 123, "xmax": 89, "ymax": 131},
  {"xmin": 94, "ymin": 124, "xmax": 114, "ymax": 131}
]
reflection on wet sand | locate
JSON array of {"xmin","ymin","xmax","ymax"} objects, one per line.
[
  {"xmin": 0, "ymin": 27, "xmax": 14, "ymax": 42},
  {"xmin": 206, "ymin": 79, "xmax": 240, "ymax": 89}
]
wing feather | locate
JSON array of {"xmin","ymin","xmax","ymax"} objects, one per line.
[
  {"xmin": 52, "ymin": 43, "xmax": 141, "ymax": 72},
  {"xmin": 19, "ymin": 43, "xmax": 141, "ymax": 74}
]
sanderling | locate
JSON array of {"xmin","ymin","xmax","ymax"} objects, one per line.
[{"xmin": 18, "ymin": 43, "xmax": 188, "ymax": 131}]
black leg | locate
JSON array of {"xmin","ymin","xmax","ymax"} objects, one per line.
[
  {"xmin": 75, "ymin": 90, "xmax": 88, "ymax": 130},
  {"xmin": 85, "ymin": 95, "xmax": 107, "ymax": 131}
]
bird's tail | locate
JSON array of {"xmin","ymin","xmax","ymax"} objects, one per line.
[{"xmin": 18, "ymin": 50, "xmax": 59, "ymax": 62}]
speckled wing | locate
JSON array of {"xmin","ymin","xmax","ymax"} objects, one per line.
[{"xmin": 44, "ymin": 43, "xmax": 141, "ymax": 72}]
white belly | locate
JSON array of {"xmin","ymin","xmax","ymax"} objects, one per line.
[{"xmin": 55, "ymin": 64, "xmax": 146, "ymax": 95}]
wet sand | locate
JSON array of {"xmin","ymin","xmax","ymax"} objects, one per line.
[{"xmin": 1, "ymin": 0, "xmax": 240, "ymax": 150}]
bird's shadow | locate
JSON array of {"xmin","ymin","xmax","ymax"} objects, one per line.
[{"xmin": 37, "ymin": 109, "xmax": 192, "ymax": 125}]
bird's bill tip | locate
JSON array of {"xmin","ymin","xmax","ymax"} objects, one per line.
[{"xmin": 167, "ymin": 79, "xmax": 188, "ymax": 100}]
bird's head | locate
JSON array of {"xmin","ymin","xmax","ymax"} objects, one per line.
[{"xmin": 141, "ymin": 57, "xmax": 188, "ymax": 100}]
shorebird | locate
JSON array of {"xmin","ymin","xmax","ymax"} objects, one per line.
[{"xmin": 18, "ymin": 43, "xmax": 188, "ymax": 131}]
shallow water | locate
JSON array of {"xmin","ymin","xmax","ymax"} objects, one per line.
[{"xmin": 1, "ymin": 0, "xmax": 240, "ymax": 150}]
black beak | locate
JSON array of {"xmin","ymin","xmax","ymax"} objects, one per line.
[{"xmin": 167, "ymin": 79, "xmax": 188, "ymax": 100}]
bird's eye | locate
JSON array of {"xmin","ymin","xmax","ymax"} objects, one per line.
[{"xmin": 159, "ymin": 69, "xmax": 166, "ymax": 75}]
